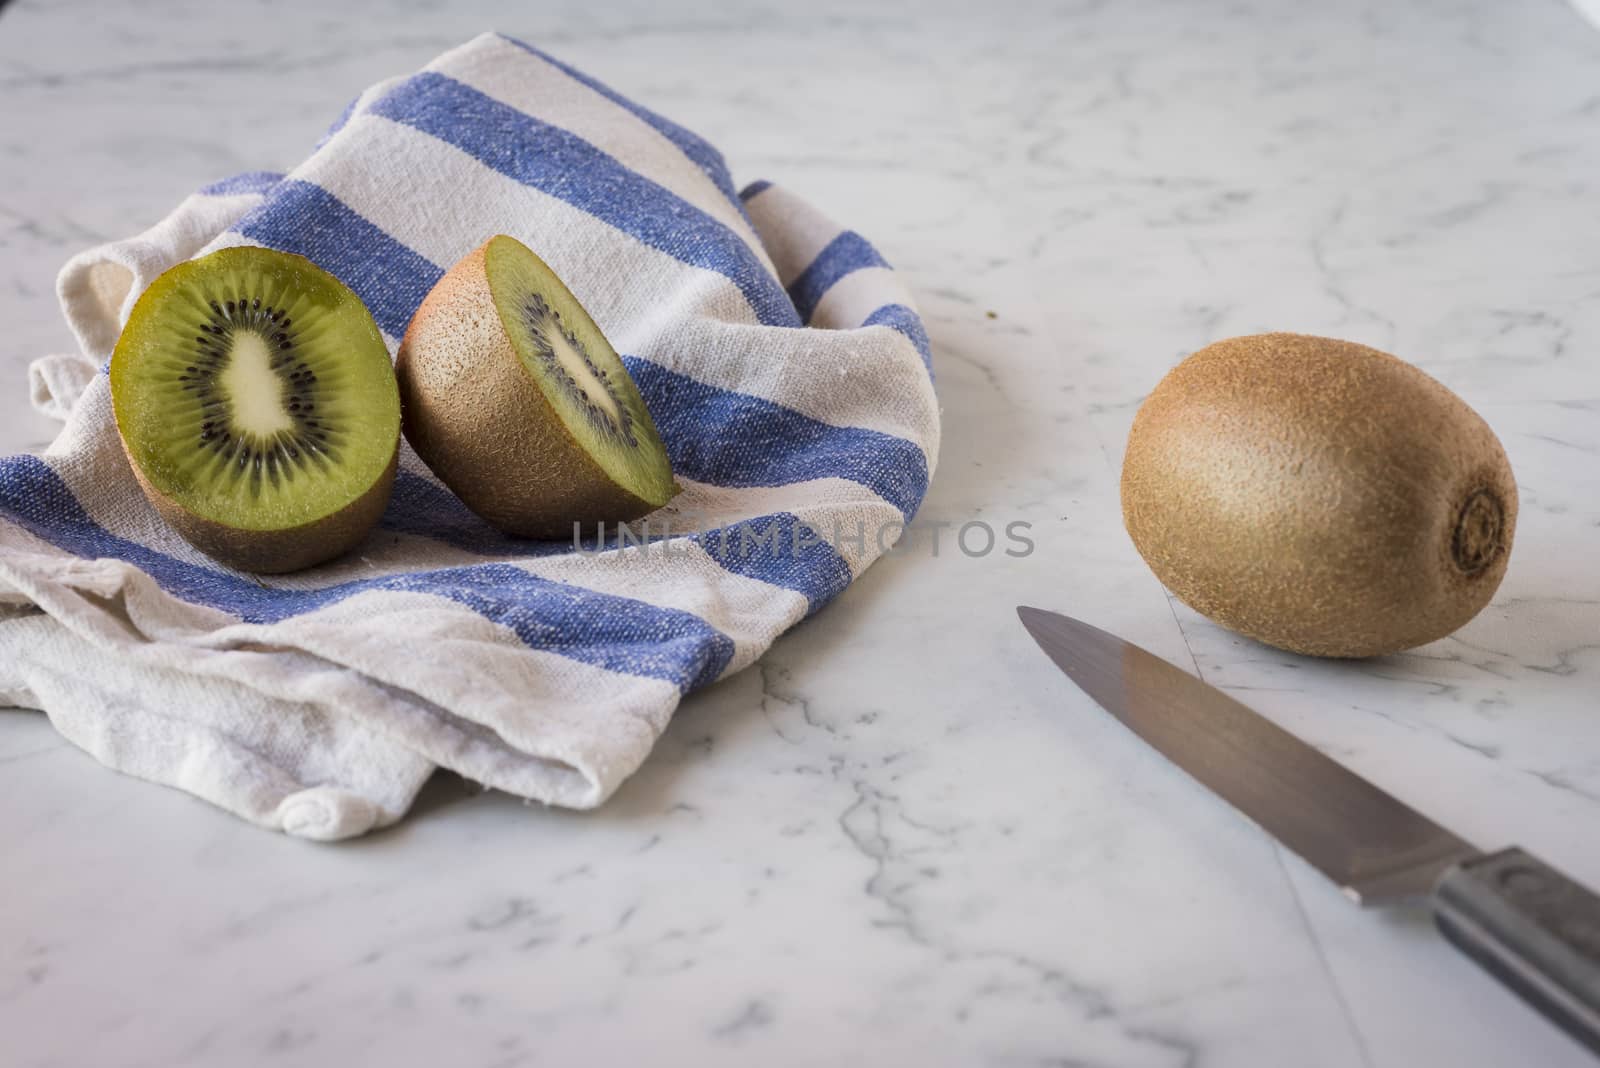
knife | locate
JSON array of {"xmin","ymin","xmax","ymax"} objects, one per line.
[{"xmin": 1017, "ymin": 605, "xmax": 1600, "ymax": 1056}]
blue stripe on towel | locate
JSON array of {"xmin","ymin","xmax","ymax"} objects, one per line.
[
  {"xmin": 739, "ymin": 180, "xmax": 772, "ymax": 202},
  {"xmin": 497, "ymin": 34, "xmax": 751, "ymax": 225},
  {"xmin": 198, "ymin": 172, "xmax": 285, "ymax": 198},
  {"xmin": 788, "ymin": 232, "xmax": 891, "ymax": 324},
  {"xmin": 384, "ymin": 468, "xmax": 858, "ymax": 606},
  {"xmin": 382, "ymin": 471, "xmax": 854, "ymax": 608},
  {"xmin": 692, "ymin": 513, "xmax": 853, "ymax": 614},
  {"xmin": 382, "ymin": 471, "xmax": 614, "ymax": 557},
  {"xmin": 862, "ymin": 304, "xmax": 934, "ymax": 372},
  {"xmin": 0, "ymin": 455, "xmax": 732, "ymax": 691},
  {"xmin": 626, "ymin": 358, "xmax": 929, "ymax": 521},
  {"xmin": 232, "ymin": 179, "xmax": 443, "ymax": 337},
  {"xmin": 367, "ymin": 73, "xmax": 800, "ymax": 328}
]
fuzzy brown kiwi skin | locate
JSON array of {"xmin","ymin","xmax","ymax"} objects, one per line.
[
  {"xmin": 397, "ymin": 241, "xmax": 662, "ymax": 540},
  {"xmin": 1120, "ymin": 333, "xmax": 1517, "ymax": 658},
  {"xmin": 120, "ymin": 440, "xmax": 398, "ymax": 575}
]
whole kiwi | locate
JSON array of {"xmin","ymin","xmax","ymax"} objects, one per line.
[{"xmin": 1121, "ymin": 333, "xmax": 1516, "ymax": 658}]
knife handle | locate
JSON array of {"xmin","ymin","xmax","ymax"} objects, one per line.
[{"xmin": 1433, "ymin": 847, "xmax": 1600, "ymax": 1055}]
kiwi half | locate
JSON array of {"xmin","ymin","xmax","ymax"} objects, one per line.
[
  {"xmin": 110, "ymin": 246, "xmax": 400, "ymax": 573},
  {"xmin": 397, "ymin": 235, "xmax": 678, "ymax": 539}
]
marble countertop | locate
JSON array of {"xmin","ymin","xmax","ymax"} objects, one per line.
[{"xmin": 3, "ymin": 0, "xmax": 1599, "ymax": 1064}]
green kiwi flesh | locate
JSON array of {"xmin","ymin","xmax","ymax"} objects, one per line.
[
  {"xmin": 398, "ymin": 235, "xmax": 677, "ymax": 539},
  {"xmin": 110, "ymin": 246, "xmax": 400, "ymax": 573}
]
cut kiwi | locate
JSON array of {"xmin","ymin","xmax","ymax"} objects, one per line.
[
  {"xmin": 397, "ymin": 234, "xmax": 678, "ymax": 539},
  {"xmin": 110, "ymin": 246, "xmax": 400, "ymax": 573}
]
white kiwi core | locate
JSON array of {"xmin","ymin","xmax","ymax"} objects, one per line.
[
  {"xmin": 546, "ymin": 326, "xmax": 624, "ymax": 427},
  {"xmin": 220, "ymin": 332, "xmax": 296, "ymax": 437}
]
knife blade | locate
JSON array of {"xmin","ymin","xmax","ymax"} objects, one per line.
[{"xmin": 1018, "ymin": 605, "xmax": 1600, "ymax": 1056}]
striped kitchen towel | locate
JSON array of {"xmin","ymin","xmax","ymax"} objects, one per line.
[{"xmin": 0, "ymin": 32, "xmax": 938, "ymax": 840}]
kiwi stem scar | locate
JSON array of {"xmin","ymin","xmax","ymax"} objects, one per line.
[{"xmin": 1451, "ymin": 488, "xmax": 1505, "ymax": 575}]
